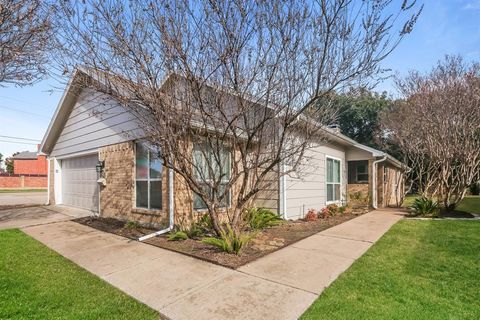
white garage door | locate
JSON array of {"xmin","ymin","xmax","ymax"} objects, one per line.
[{"xmin": 62, "ymin": 154, "xmax": 99, "ymax": 212}]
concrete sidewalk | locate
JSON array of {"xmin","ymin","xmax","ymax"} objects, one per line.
[
  {"xmin": 0, "ymin": 191, "xmax": 46, "ymax": 207},
  {"xmin": 22, "ymin": 210, "xmax": 403, "ymax": 320},
  {"xmin": 0, "ymin": 205, "xmax": 91, "ymax": 230}
]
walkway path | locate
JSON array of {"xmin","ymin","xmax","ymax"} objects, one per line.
[
  {"xmin": 22, "ymin": 210, "xmax": 403, "ymax": 320},
  {"xmin": 0, "ymin": 205, "xmax": 90, "ymax": 230}
]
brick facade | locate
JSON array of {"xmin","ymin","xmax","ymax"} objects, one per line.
[
  {"xmin": 99, "ymin": 141, "xmax": 169, "ymax": 227},
  {"xmin": 378, "ymin": 163, "xmax": 404, "ymax": 207},
  {"xmin": 13, "ymin": 155, "xmax": 48, "ymax": 175},
  {"xmin": 96, "ymin": 141, "xmax": 249, "ymax": 227}
]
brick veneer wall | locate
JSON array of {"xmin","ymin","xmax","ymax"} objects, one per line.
[
  {"xmin": 99, "ymin": 141, "xmax": 170, "ymax": 227},
  {"xmin": 97, "ymin": 140, "xmax": 277, "ymax": 227},
  {"xmin": 0, "ymin": 174, "xmax": 47, "ymax": 188}
]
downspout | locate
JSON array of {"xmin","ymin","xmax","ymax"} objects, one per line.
[
  {"xmin": 139, "ymin": 168, "xmax": 174, "ymax": 241},
  {"xmin": 46, "ymin": 157, "xmax": 50, "ymax": 205},
  {"xmin": 372, "ymin": 156, "xmax": 387, "ymax": 209},
  {"xmin": 279, "ymin": 162, "xmax": 287, "ymax": 219}
]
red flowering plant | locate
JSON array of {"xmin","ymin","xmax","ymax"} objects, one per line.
[
  {"xmin": 319, "ymin": 207, "xmax": 330, "ymax": 219},
  {"xmin": 305, "ymin": 208, "xmax": 318, "ymax": 221}
]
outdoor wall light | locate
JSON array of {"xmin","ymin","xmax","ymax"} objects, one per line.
[{"xmin": 95, "ymin": 160, "xmax": 105, "ymax": 173}]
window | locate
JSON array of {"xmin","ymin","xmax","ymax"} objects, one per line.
[
  {"xmin": 193, "ymin": 143, "xmax": 231, "ymax": 210},
  {"xmin": 326, "ymin": 157, "xmax": 341, "ymax": 202},
  {"xmin": 348, "ymin": 160, "xmax": 369, "ymax": 184},
  {"xmin": 135, "ymin": 142, "xmax": 162, "ymax": 210}
]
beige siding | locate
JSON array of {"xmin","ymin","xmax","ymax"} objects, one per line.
[
  {"xmin": 346, "ymin": 147, "xmax": 373, "ymax": 161},
  {"xmin": 285, "ymin": 143, "xmax": 347, "ymax": 220}
]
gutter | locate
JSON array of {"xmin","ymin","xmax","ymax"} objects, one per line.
[
  {"xmin": 139, "ymin": 168, "xmax": 175, "ymax": 241},
  {"xmin": 372, "ymin": 156, "xmax": 387, "ymax": 209}
]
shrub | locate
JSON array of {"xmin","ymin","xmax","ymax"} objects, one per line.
[
  {"xmin": 305, "ymin": 208, "xmax": 318, "ymax": 221},
  {"xmin": 327, "ymin": 204, "xmax": 339, "ymax": 216},
  {"xmin": 174, "ymin": 213, "xmax": 213, "ymax": 239},
  {"xmin": 168, "ymin": 231, "xmax": 188, "ymax": 241},
  {"xmin": 202, "ymin": 225, "xmax": 254, "ymax": 254},
  {"xmin": 319, "ymin": 207, "xmax": 329, "ymax": 219},
  {"xmin": 198, "ymin": 213, "xmax": 213, "ymax": 233},
  {"xmin": 125, "ymin": 221, "xmax": 141, "ymax": 229},
  {"xmin": 411, "ymin": 197, "xmax": 439, "ymax": 217},
  {"xmin": 469, "ymin": 182, "xmax": 480, "ymax": 195},
  {"xmin": 246, "ymin": 207, "xmax": 283, "ymax": 230}
]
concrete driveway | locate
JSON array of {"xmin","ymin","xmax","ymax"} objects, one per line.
[
  {"xmin": 0, "ymin": 205, "xmax": 91, "ymax": 230},
  {"xmin": 22, "ymin": 210, "xmax": 403, "ymax": 320},
  {"xmin": 0, "ymin": 191, "xmax": 47, "ymax": 207}
]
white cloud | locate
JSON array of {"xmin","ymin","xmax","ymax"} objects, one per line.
[{"xmin": 463, "ymin": 0, "xmax": 480, "ymax": 10}]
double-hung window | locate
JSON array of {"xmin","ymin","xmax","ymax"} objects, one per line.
[
  {"xmin": 135, "ymin": 142, "xmax": 162, "ymax": 210},
  {"xmin": 326, "ymin": 157, "xmax": 341, "ymax": 203},
  {"xmin": 193, "ymin": 143, "xmax": 231, "ymax": 210}
]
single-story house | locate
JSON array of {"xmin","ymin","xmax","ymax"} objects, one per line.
[{"xmin": 40, "ymin": 69, "xmax": 405, "ymax": 227}]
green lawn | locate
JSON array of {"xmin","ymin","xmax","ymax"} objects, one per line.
[
  {"xmin": 404, "ymin": 195, "xmax": 480, "ymax": 214},
  {"xmin": 301, "ymin": 220, "xmax": 480, "ymax": 320},
  {"xmin": 457, "ymin": 196, "xmax": 480, "ymax": 214},
  {"xmin": 0, "ymin": 188, "xmax": 47, "ymax": 193},
  {"xmin": 0, "ymin": 229, "xmax": 159, "ymax": 319}
]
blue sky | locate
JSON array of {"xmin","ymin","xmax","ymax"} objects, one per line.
[{"xmin": 1, "ymin": 0, "xmax": 480, "ymax": 159}]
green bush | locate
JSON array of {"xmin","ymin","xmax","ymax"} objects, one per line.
[
  {"xmin": 469, "ymin": 182, "xmax": 480, "ymax": 195},
  {"xmin": 246, "ymin": 207, "xmax": 283, "ymax": 230},
  {"xmin": 125, "ymin": 221, "xmax": 141, "ymax": 229},
  {"xmin": 202, "ymin": 225, "xmax": 254, "ymax": 254},
  {"xmin": 411, "ymin": 197, "xmax": 439, "ymax": 217},
  {"xmin": 327, "ymin": 204, "xmax": 339, "ymax": 215},
  {"xmin": 198, "ymin": 213, "xmax": 213, "ymax": 234},
  {"xmin": 168, "ymin": 231, "xmax": 188, "ymax": 241}
]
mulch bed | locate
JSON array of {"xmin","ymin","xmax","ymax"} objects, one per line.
[
  {"xmin": 74, "ymin": 211, "xmax": 365, "ymax": 269},
  {"xmin": 405, "ymin": 209, "xmax": 476, "ymax": 219},
  {"xmin": 439, "ymin": 210, "xmax": 475, "ymax": 218}
]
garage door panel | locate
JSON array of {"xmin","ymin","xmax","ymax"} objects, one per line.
[{"xmin": 62, "ymin": 154, "xmax": 99, "ymax": 212}]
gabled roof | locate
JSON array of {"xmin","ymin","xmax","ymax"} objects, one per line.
[
  {"xmin": 11, "ymin": 151, "xmax": 38, "ymax": 160},
  {"xmin": 39, "ymin": 68, "xmax": 86, "ymax": 155},
  {"xmin": 40, "ymin": 68, "xmax": 405, "ymax": 169}
]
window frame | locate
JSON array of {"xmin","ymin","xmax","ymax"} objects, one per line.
[
  {"xmin": 192, "ymin": 143, "xmax": 232, "ymax": 211},
  {"xmin": 348, "ymin": 160, "xmax": 369, "ymax": 184},
  {"xmin": 134, "ymin": 142, "xmax": 163, "ymax": 210},
  {"xmin": 326, "ymin": 156, "xmax": 342, "ymax": 205}
]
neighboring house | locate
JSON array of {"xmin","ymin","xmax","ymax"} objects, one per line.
[
  {"xmin": 11, "ymin": 149, "xmax": 48, "ymax": 175},
  {"xmin": 0, "ymin": 148, "xmax": 48, "ymax": 188},
  {"xmin": 40, "ymin": 69, "xmax": 404, "ymax": 226}
]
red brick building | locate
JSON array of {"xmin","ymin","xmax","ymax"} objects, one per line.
[
  {"xmin": 0, "ymin": 150, "xmax": 48, "ymax": 188},
  {"xmin": 12, "ymin": 151, "xmax": 48, "ymax": 175}
]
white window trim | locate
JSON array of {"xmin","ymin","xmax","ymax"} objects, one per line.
[
  {"xmin": 193, "ymin": 144, "xmax": 232, "ymax": 211},
  {"xmin": 325, "ymin": 155, "xmax": 342, "ymax": 205},
  {"xmin": 134, "ymin": 142, "xmax": 163, "ymax": 210}
]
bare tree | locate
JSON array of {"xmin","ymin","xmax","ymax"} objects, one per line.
[
  {"xmin": 382, "ymin": 56, "xmax": 480, "ymax": 210},
  {"xmin": 0, "ymin": 0, "xmax": 53, "ymax": 86},
  {"xmin": 53, "ymin": 0, "xmax": 420, "ymax": 236}
]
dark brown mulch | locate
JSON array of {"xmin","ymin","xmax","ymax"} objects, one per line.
[
  {"xmin": 440, "ymin": 210, "xmax": 475, "ymax": 218},
  {"xmin": 74, "ymin": 212, "xmax": 364, "ymax": 269}
]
